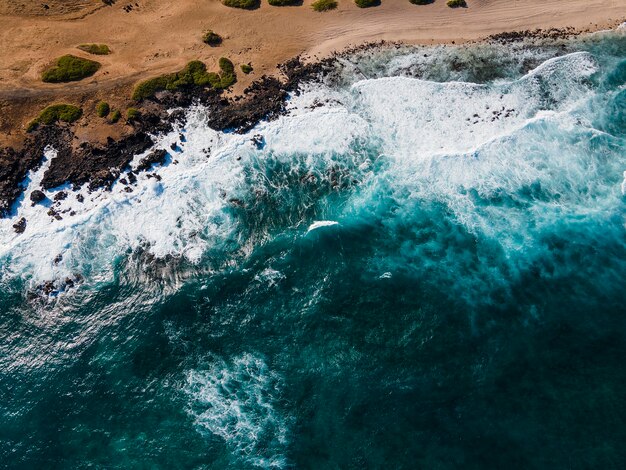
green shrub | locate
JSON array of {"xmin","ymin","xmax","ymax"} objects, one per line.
[
  {"xmin": 41, "ymin": 55, "xmax": 101, "ymax": 83},
  {"xmin": 241, "ymin": 63, "xmax": 253, "ymax": 74},
  {"xmin": 126, "ymin": 108, "xmax": 141, "ymax": 120},
  {"xmin": 222, "ymin": 0, "xmax": 259, "ymax": 8},
  {"xmin": 312, "ymin": 0, "xmax": 337, "ymax": 10},
  {"xmin": 355, "ymin": 0, "xmax": 380, "ymax": 7},
  {"xmin": 96, "ymin": 101, "xmax": 110, "ymax": 117},
  {"xmin": 132, "ymin": 59, "xmax": 237, "ymax": 100},
  {"xmin": 219, "ymin": 57, "xmax": 234, "ymax": 74},
  {"xmin": 410, "ymin": 0, "xmax": 432, "ymax": 4},
  {"xmin": 77, "ymin": 44, "xmax": 111, "ymax": 55},
  {"xmin": 268, "ymin": 0, "xmax": 299, "ymax": 5},
  {"xmin": 203, "ymin": 31, "xmax": 222, "ymax": 46},
  {"xmin": 446, "ymin": 0, "xmax": 466, "ymax": 6},
  {"xmin": 109, "ymin": 110, "xmax": 122, "ymax": 123},
  {"xmin": 27, "ymin": 104, "xmax": 82, "ymax": 132}
]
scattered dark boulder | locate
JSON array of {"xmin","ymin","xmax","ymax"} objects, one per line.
[
  {"xmin": 136, "ymin": 149, "xmax": 168, "ymax": 172},
  {"xmin": 12, "ymin": 217, "xmax": 26, "ymax": 234},
  {"xmin": 53, "ymin": 191, "xmax": 68, "ymax": 201},
  {"xmin": 30, "ymin": 190, "xmax": 47, "ymax": 205}
]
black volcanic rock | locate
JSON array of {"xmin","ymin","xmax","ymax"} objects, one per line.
[
  {"xmin": 136, "ymin": 149, "xmax": 167, "ymax": 172},
  {"xmin": 30, "ymin": 190, "xmax": 46, "ymax": 205},
  {"xmin": 0, "ymin": 55, "xmax": 333, "ymax": 218},
  {"xmin": 12, "ymin": 217, "xmax": 26, "ymax": 234},
  {"xmin": 53, "ymin": 191, "xmax": 68, "ymax": 201},
  {"xmin": 41, "ymin": 132, "xmax": 154, "ymax": 191},
  {"xmin": 0, "ymin": 127, "xmax": 68, "ymax": 217}
]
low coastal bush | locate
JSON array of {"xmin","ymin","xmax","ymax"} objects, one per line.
[
  {"xmin": 222, "ymin": 0, "xmax": 259, "ymax": 9},
  {"xmin": 446, "ymin": 0, "xmax": 466, "ymax": 6},
  {"xmin": 132, "ymin": 59, "xmax": 237, "ymax": 100},
  {"xmin": 96, "ymin": 101, "xmax": 110, "ymax": 117},
  {"xmin": 241, "ymin": 63, "xmax": 253, "ymax": 74},
  {"xmin": 202, "ymin": 31, "xmax": 222, "ymax": 46},
  {"xmin": 27, "ymin": 104, "xmax": 82, "ymax": 132},
  {"xmin": 109, "ymin": 110, "xmax": 122, "ymax": 123},
  {"xmin": 42, "ymin": 55, "xmax": 101, "ymax": 83},
  {"xmin": 268, "ymin": 0, "xmax": 299, "ymax": 5},
  {"xmin": 410, "ymin": 0, "xmax": 432, "ymax": 4},
  {"xmin": 312, "ymin": 0, "xmax": 337, "ymax": 11},
  {"xmin": 126, "ymin": 108, "xmax": 141, "ymax": 121},
  {"xmin": 77, "ymin": 44, "xmax": 111, "ymax": 55},
  {"xmin": 355, "ymin": 0, "xmax": 380, "ymax": 7}
]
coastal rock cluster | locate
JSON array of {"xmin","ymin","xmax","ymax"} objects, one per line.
[{"xmin": 0, "ymin": 56, "xmax": 331, "ymax": 221}]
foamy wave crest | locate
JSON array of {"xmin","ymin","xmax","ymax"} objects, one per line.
[
  {"xmin": 0, "ymin": 42, "xmax": 623, "ymax": 296},
  {"xmin": 351, "ymin": 51, "xmax": 597, "ymax": 158},
  {"xmin": 184, "ymin": 354, "xmax": 291, "ymax": 468}
]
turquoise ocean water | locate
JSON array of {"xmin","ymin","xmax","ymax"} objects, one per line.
[{"xmin": 1, "ymin": 28, "xmax": 626, "ymax": 468}]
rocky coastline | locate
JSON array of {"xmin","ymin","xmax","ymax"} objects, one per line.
[{"xmin": 0, "ymin": 25, "xmax": 611, "ymax": 224}]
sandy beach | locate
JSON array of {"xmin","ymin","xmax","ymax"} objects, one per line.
[{"xmin": 0, "ymin": 0, "xmax": 623, "ymax": 144}]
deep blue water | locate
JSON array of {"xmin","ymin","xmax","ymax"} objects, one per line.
[{"xmin": 1, "ymin": 29, "xmax": 626, "ymax": 468}]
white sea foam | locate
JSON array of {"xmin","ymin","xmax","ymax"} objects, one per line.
[
  {"xmin": 306, "ymin": 220, "xmax": 339, "ymax": 233},
  {"xmin": 0, "ymin": 47, "xmax": 622, "ymax": 292},
  {"xmin": 184, "ymin": 354, "xmax": 290, "ymax": 469}
]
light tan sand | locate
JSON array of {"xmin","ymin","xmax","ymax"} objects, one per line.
[{"xmin": 0, "ymin": 0, "xmax": 623, "ymax": 143}]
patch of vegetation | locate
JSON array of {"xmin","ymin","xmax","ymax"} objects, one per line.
[
  {"xmin": 132, "ymin": 59, "xmax": 237, "ymax": 101},
  {"xmin": 222, "ymin": 0, "xmax": 259, "ymax": 9},
  {"xmin": 109, "ymin": 110, "xmax": 122, "ymax": 123},
  {"xmin": 241, "ymin": 63, "xmax": 253, "ymax": 74},
  {"xmin": 312, "ymin": 0, "xmax": 337, "ymax": 11},
  {"xmin": 410, "ymin": 0, "xmax": 432, "ymax": 4},
  {"xmin": 41, "ymin": 55, "xmax": 101, "ymax": 83},
  {"xmin": 126, "ymin": 108, "xmax": 141, "ymax": 121},
  {"xmin": 27, "ymin": 104, "xmax": 82, "ymax": 132},
  {"xmin": 355, "ymin": 0, "xmax": 380, "ymax": 7},
  {"xmin": 77, "ymin": 44, "xmax": 111, "ymax": 55},
  {"xmin": 96, "ymin": 101, "xmax": 110, "ymax": 117},
  {"xmin": 268, "ymin": 0, "xmax": 299, "ymax": 5},
  {"xmin": 446, "ymin": 0, "xmax": 466, "ymax": 6},
  {"xmin": 203, "ymin": 31, "xmax": 222, "ymax": 46}
]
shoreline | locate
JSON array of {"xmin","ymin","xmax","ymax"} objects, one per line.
[
  {"xmin": 1, "ymin": 0, "xmax": 624, "ymax": 142},
  {"xmin": 0, "ymin": 19, "xmax": 624, "ymax": 222}
]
